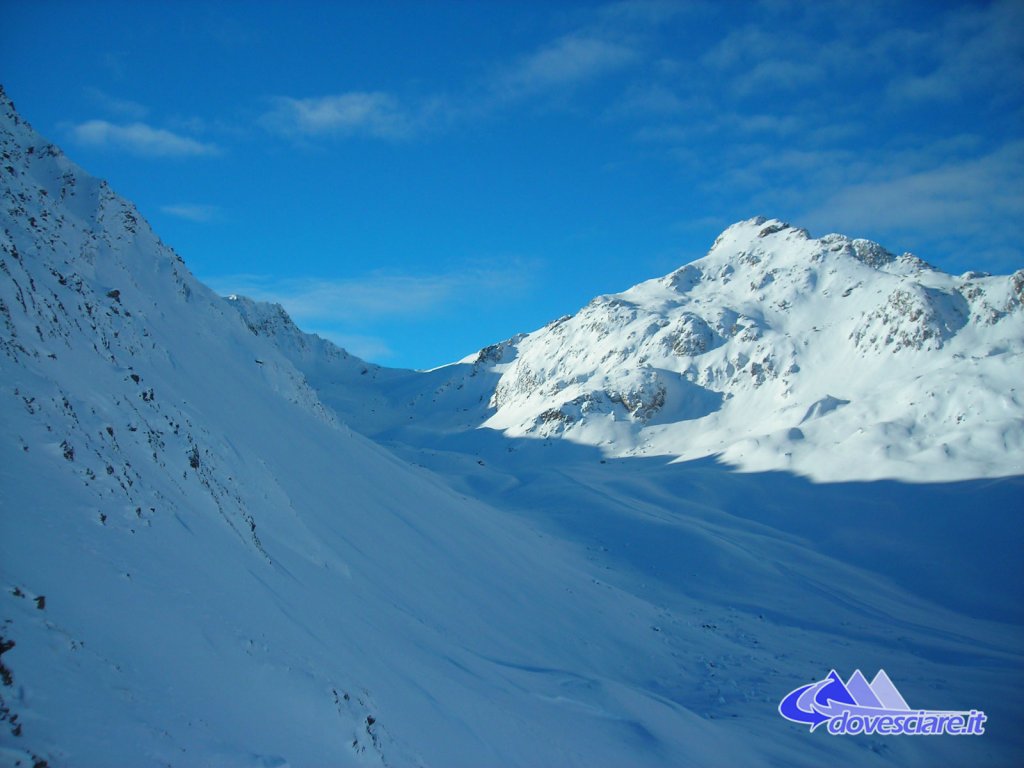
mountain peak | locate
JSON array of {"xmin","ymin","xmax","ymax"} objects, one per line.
[
  {"xmin": 0, "ymin": 82, "xmax": 17, "ymax": 116},
  {"xmin": 718, "ymin": 216, "xmax": 813, "ymax": 243}
]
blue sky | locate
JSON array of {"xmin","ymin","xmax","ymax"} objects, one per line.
[{"xmin": 3, "ymin": 0, "xmax": 1022, "ymax": 368}]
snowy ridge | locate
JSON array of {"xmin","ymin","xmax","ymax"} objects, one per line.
[
  {"xmin": 228, "ymin": 293, "xmax": 364, "ymax": 372},
  {"xmin": 0, "ymin": 90, "xmax": 336, "ymax": 430}
]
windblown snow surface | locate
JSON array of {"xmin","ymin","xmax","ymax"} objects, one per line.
[{"xmin": 2, "ymin": 85, "xmax": 1022, "ymax": 767}]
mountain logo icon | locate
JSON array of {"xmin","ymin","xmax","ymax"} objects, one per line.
[{"xmin": 778, "ymin": 670, "xmax": 986, "ymax": 736}]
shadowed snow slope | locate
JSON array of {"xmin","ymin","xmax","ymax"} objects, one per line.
[{"xmin": 2, "ymin": 85, "xmax": 1022, "ymax": 768}]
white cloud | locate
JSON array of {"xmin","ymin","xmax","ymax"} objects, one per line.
[
  {"xmin": 634, "ymin": 111, "xmax": 804, "ymax": 144},
  {"xmin": 160, "ymin": 203, "xmax": 220, "ymax": 222},
  {"xmin": 262, "ymin": 33, "xmax": 637, "ymax": 143},
  {"xmin": 802, "ymin": 142, "xmax": 1024, "ymax": 238},
  {"xmin": 83, "ymin": 87, "xmax": 149, "ymax": 120},
  {"xmin": 699, "ymin": 18, "xmax": 846, "ymax": 96},
  {"xmin": 885, "ymin": 0, "xmax": 1024, "ymax": 104},
  {"xmin": 780, "ymin": 141, "xmax": 1024, "ymax": 272},
  {"xmin": 260, "ymin": 6, "xmax": 654, "ymax": 146},
  {"xmin": 734, "ymin": 58, "xmax": 824, "ymax": 93},
  {"xmin": 307, "ymin": 331, "xmax": 394, "ymax": 361},
  {"xmin": 611, "ymin": 83, "xmax": 688, "ymax": 118},
  {"xmin": 69, "ymin": 120, "xmax": 219, "ymax": 157},
  {"xmin": 208, "ymin": 267, "xmax": 529, "ymax": 326},
  {"xmin": 595, "ymin": 0, "xmax": 691, "ymax": 26},
  {"xmin": 207, "ymin": 266, "xmax": 532, "ymax": 364},
  {"xmin": 261, "ymin": 92, "xmax": 412, "ymax": 139},
  {"xmin": 495, "ymin": 35, "xmax": 637, "ymax": 99},
  {"xmin": 695, "ymin": 0, "xmax": 1023, "ymax": 109}
]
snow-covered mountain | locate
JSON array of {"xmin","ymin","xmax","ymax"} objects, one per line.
[
  {"xmin": 476, "ymin": 218, "xmax": 1023, "ymax": 480},
  {"xmin": 2, "ymin": 84, "xmax": 1023, "ymax": 768}
]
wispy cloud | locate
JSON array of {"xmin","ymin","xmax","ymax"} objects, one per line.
[
  {"xmin": 493, "ymin": 35, "xmax": 637, "ymax": 100},
  {"xmin": 594, "ymin": 0, "xmax": 690, "ymax": 26},
  {"xmin": 885, "ymin": 0, "xmax": 1024, "ymax": 104},
  {"xmin": 692, "ymin": 0, "xmax": 1023, "ymax": 110},
  {"xmin": 83, "ymin": 87, "xmax": 149, "ymax": 120},
  {"xmin": 69, "ymin": 120, "xmax": 219, "ymax": 157},
  {"xmin": 260, "ymin": 92, "xmax": 413, "ymax": 139},
  {"xmin": 263, "ymin": 22, "xmax": 641, "ymax": 143},
  {"xmin": 600, "ymin": 0, "xmax": 1022, "ymax": 269},
  {"xmin": 208, "ymin": 266, "xmax": 530, "ymax": 325},
  {"xmin": 307, "ymin": 331, "xmax": 394, "ymax": 361},
  {"xmin": 160, "ymin": 203, "xmax": 221, "ymax": 222},
  {"xmin": 208, "ymin": 266, "xmax": 531, "ymax": 362},
  {"xmin": 699, "ymin": 19, "xmax": 843, "ymax": 96},
  {"xmin": 802, "ymin": 142, "xmax": 1024, "ymax": 244},
  {"xmin": 611, "ymin": 83, "xmax": 689, "ymax": 118}
]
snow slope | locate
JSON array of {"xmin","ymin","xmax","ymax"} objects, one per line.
[{"xmin": 2, "ymin": 83, "xmax": 1022, "ymax": 768}]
